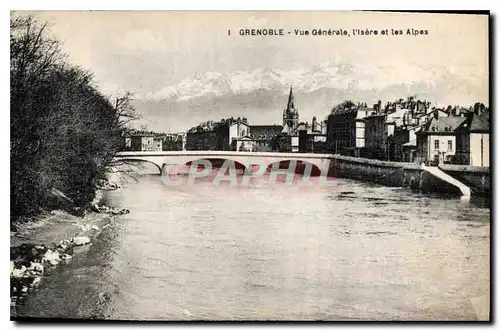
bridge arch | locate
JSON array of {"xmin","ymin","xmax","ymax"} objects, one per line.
[
  {"xmin": 164, "ymin": 157, "xmax": 255, "ymax": 175},
  {"xmin": 266, "ymin": 159, "xmax": 323, "ymax": 176},
  {"xmin": 114, "ymin": 151, "xmax": 334, "ymax": 177}
]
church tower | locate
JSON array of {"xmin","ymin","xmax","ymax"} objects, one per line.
[{"xmin": 282, "ymin": 87, "xmax": 299, "ymax": 134}]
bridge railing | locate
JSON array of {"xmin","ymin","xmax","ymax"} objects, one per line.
[{"xmin": 115, "ymin": 150, "xmax": 334, "ymax": 159}]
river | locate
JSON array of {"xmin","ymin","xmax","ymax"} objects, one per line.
[{"xmin": 14, "ymin": 166, "xmax": 490, "ymax": 321}]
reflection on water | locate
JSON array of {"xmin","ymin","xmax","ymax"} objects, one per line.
[{"xmin": 16, "ymin": 169, "xmax": 490, "ymax": 320}]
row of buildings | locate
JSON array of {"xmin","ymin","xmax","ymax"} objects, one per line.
[
  {"xmin": 184, "ymin": 87, "xmax": 328, "ymax": 153},
  {"xmin": 123, "ymin": 89, "xmax": 490, "ymax": 167},
  {"xmin": 326, "ymin": 97, "xmax": 490, "ymax": 166},
  {"xmin": 122, "ymin": 130, "xmax": 186, "ymax": 151}
]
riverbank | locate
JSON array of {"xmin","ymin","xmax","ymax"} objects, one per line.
[
  {"xmin": 329, "ymin": 155, "xmax": 490, "ymax": 197},
  {"xmin": 10, "ymin": 172, "xmax": 129, "ymax": 316}
]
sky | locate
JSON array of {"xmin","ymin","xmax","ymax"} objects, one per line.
[{"xmin": 17, "ymin": 11, "xmax": 489, "ymax": 101}]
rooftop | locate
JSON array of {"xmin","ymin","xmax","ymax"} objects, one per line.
[
  {"xmin": 457, "ymin": 112, "xmax": 490, "ymax": 133},
  {"xmin": 250, "ymin": 125, "xmax": 283, "ymax": 138},
  {"xmin": 421, "ymin": 116, "xmax": 466, "ymax": 134},
  {"xmin": 332, "ymin": 106, "xmax": 374, "ymax": 116}
]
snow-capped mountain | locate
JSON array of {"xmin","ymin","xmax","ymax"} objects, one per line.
[
  {"xmin": 145, "ymin": 60, "xmax": 483, "ymax": 102},
  {"xmin": 133, "ymin": 61, "xmax": 487, "ymax": 132},
  {"xmin": 149, "ymin": 68, "xmax": 293, "ymax": 100}
]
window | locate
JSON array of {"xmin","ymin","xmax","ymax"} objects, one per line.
[
  {"xmin": 434, "ymin": 140, "xmax": 439, "ymax": 150},
  {"xmin": 448, "ymin": 140, "xmax": 452, "ymax": 150}
]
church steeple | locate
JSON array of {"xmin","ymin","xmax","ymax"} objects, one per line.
[
  {"xmin": 282, "ymin": 86, "xmax": 299, "ymax": 134},
  {"xmin": 287, "ymin": 86, "xmax": 295, "ymax": 110}
]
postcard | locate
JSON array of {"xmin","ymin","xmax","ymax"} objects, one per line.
[{"xmin": 10, "ymin": 10, "xmax": 490, "ymax": 321}]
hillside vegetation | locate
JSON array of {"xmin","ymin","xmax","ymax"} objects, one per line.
[{"xmin": 10, "ymin": 15, "xmax": 136, "ymax": 229}]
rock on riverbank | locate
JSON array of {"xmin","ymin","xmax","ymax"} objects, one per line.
[
  {"xmin": 10, "ymin": 235, "xmax": 92, "ymax": 303},
  {"xmin": 10, "ymin": 177, "xmax": 129, "ymax": 310},
  {"xmin": 90, "ymin": 203, "xmax": 130, "ymax": 215}
]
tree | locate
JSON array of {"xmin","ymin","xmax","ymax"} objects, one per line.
[
  {"xmin": 10, "ymin": 14, "xmax": 138, "ymax": 228},
  {"xmin": 331, "ymin": 100, "xmax": 356, "ymax": 114}
]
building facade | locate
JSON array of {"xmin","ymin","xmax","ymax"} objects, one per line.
[
  {"xmin": 364, "ymin": 113, "xmax": 387, "ymax": 159},
  {"xmin": 455, "ymin": 112, "xmax": 490, "ymax": 167},
  {"xmin": 326, "ymin": 104, "xmax": 371, "ymax": 157},
  {"xmin": 415, "ymin": 116, "xmax": 466, "ymax": 165},
  {"xmin": 229, "ymin": 120, "xmax": 251, "ymax": 149},
  {"xmin": 123, "ymin": 130, "xmax": 185, "ymax": 152},
  {"xmin": 186, "ymin": 130, "xmax": 220, "ymax": 151},
  {"xmin": 186, "ymin": 118, "xmax": 250, "ymax": 151},
  {"xmin": 248, "ymin": 125, "xmax": 283, "ymax": 152}
]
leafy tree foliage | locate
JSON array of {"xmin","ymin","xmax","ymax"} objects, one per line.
[{"xmin": 330, "ymin": 100, "xmax": 356, "ymax": 114}]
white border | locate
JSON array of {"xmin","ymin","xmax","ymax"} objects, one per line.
[{"xmin": 3, "ymin": 1, "xmax": 497, "ymax": 331}]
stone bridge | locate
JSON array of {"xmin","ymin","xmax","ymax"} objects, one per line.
[{"xmin": 114, "ymin": 151, "xmax": 334, "ymax": 174}]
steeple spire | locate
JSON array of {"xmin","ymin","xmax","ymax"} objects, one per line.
[
  {"xmin": 282, "ymin": 86, "xmax": 299, "ymax": 134},
  {"xmin": 287, "ymin": 86, "xmax": 295, "ymax": 109}
]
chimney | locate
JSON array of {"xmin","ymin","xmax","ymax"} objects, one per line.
[
  {"xmin": 433, "ymin": 109, "xmax": 439, "ymax": 120},
  {"xmin": 474, "ymin": 103, "xmax": 485, "ymax": 116}
]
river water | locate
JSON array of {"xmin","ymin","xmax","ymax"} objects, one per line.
[{"xmin": 14, "ymin": 166, "xmax": 490, "ymax": 321}]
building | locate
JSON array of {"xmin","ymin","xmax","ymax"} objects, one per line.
[
  {"xmin": 392, "ymin": 125, "xmax": 421, "ymax": 162},
  {"xmin": 185, "ymin": 130, "xmax": 219, "ymax": 150},
  {"xmin": 364, "ymin": 112, "xmax": 387, "ymax": 159},
  {"xmin": 281, "ymin": 87, "xmax": 300, "ymax": 135},
  {"xmin": 277, "ymin": 134, "xmax": 299, "ymax": 153},
  {"xmin": 232, "ymin": 135, "xmax": 257, "ymax": 152},
  {"xmin": 127, "ymin": 134, "xmax": 157, "ymax": 151},
  {"xmin": 298, "ymin": 131, "xmax": 327, "ymax": 153},
  {"xmin": 295, "ymin": 119, "xmax": 327, "ymax": 153},
  {"xmin": 326, "ymin": 103, "xmax": 371, "ymax": 157},
  {"xmin": 229, "ymin": 119, "xmax": 251, "ymax": 149},
  {"xmin": 415, "ymin": 116, "xmax": 466, "ymax": 165},
  {"xmin": 357, "ymin": 97, "xmax": 451, "ymax": 162},
  {"xmin": 186, "ymin": 118, "xmax": 250, "ymax": 151},
  {"xmin": 455, "ymin": 112, "xmax": 490, "ymax": 167},
  {"xmin": 122, "ymin": 130, "xmax": 185, "ymax": 152},
  {"xmin": 129, "ymin": 136, "xmax": 142, "ymax": 151},
  {"xmin": 311, "ymin": 116, "xmax": 327, "ymax": 134},
  {"xmin": 248, "ymin": 125, "xmax": 283, "ymax": 152},
  {"xmin": 161, "ymin": 133, "xmax": 185, "ymax": 151},
  {"xmin": 273, "ymin": 87, "xmax": 301, "ymax": 152}
]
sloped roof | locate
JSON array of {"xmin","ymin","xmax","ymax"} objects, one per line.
[
  {"xmin": 470, "ymin": 113, "xmax": 489, "ymax": 131},
  {"xmin": 422, "ymin": 116, "xmax": 466, "ymax": 133},
  {"xmin": 364, "ymin": 113, "xmax": 385, "ymax": 119},
  {"xmin": 250, "ymin": 125, "xmax": 283, "ymax": 138},
  {"xmin": 457, "ymin": 112, "xmax": 490, "ymax": 133},
  {"xmin": 332, "ymin": 106, "xmax": 373, "ymax": 116},
  {"xmin": 229, "ymin": 121, "xmax": 251, "ymax": 128}
]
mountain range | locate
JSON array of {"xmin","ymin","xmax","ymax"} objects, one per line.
[{"xmin": 130, "ymin": 61, "xmax": 488, "ymax": 132}]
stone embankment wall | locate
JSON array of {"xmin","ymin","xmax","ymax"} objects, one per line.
[
  {"xmin": 438, "ymin": 164, "xmax": 490, "ymax": 196},
  {"xmin": 329, "ymin": 155, "xmax": 462, "ymax": 195}
]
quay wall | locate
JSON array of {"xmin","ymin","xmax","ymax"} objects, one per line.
[
  {"xmin": 329, "ymin": 155, "xmax": 462, "ymax": 195},
  {"xmin": 438, "ymin": 164, "xmax": 490, "ymax": 196}
]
